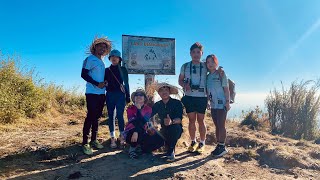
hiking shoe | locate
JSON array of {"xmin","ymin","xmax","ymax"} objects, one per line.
[
  {"xmin": 82, "ymin": 144, "xmax": 93, "ymax": 155},
  {"xmin": 188, "ymin": 141, "xmax": 198, "ymax": 153},
  {"xmin": 129, "ymin": 146, "xmax": 138, "ymax": 159},
  {"xmin": 90, "ymin": 140, "xmax": 104, "ymax": 149},
  {"xmin": 110, "ymin": 137, "xmax": 117, "ymax": 149},
  {"xmin": 166, "ymin": 151, "xmax": 175, "ymax": 162},
  {"xmin": 136, "ymin": 145, "xmax": 143, "ymax": 155},
  {"xmin": 196, "ymin": 142, "xmax": 205, "ymax": 154},
  {"xmin": 211, "ymin": 145, "xmax": 228, "ymax": 157}
]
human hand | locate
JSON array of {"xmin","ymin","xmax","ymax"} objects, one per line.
[
  {"xmin": 98, "ymin": 82, "xmax": 106, "ymax": 89},
  {"xmin": 164, "ymin": 114, "xmax": 172, "ymax": 126},
  {"xmin": 131, "ymin": 132, "xmax": 138, "ymax": 142},
  {"xmin": 225, "ymin": 102, "xmax": 231, "ymax": 111}
]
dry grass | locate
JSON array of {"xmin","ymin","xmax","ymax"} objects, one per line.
[
  {"xmin": 0, "ymin": 53, "xmax": 86, "ymax": 124},
  {"xmin": 266, "ymin": 79, "xmax": 320, "ymax": 140}
]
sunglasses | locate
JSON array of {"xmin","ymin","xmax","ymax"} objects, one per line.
[{"xmin": 135, "ymin": 92, "xmax": 145, "ymax": 97}]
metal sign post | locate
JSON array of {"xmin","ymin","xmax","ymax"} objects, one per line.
[{"xmin": 144, "ymin": 74, "xmax": 155, "ymax": 106}]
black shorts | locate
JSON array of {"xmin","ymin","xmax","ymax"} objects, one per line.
[{"xmin": 181, "ymin": 95, "xmax": 207, "ymax": 114}]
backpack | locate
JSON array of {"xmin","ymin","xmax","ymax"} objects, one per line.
[
  {"xmin": 227, "ymin": 79, "xmax": 236, "ymax": 104},
  {"xmin": 217, "ymin": 67, "xmax": 236, "ymax": 104}
]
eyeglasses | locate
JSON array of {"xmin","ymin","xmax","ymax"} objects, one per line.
[
  {"xmin": 192, "ymin": 66, "xmax": 196, "ymax": 74},
  {"xmin": 135, "ymin": 92, "xmax": 145, "ymax": 97}
]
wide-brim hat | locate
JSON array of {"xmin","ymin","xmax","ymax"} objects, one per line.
[
  {"xmin": 90, "ymin": 37, "xmax": 112, "ymax": 56},
  {"xmin": 156, "ymin": 82, "xmax": 179, "ymax": 95},
  {"xmin": 131, "ymin": 89, "xmax": 148, "ymax": 104}
]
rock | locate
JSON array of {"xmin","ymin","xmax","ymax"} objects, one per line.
[
  {"xmin": 182, "ymin": 141, "xmax": 189, "ymax": 148},
  {"xmin": 261, "ymin": 164, "xmax": 269, "ymax": 168}
]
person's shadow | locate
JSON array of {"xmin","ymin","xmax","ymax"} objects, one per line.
[{"xmin": 1, "ymin": 141, "xmax": 214, "ymax": 179}]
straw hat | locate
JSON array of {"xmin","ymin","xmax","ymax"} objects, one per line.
[
  {"xmin": 89, "ymin": 37, "xmax": 112, "ymax": 56},
  {"xmin": 156, "ymin": 82, "xmax": 179, "ymax": 95},
  {"xmin": 131, "ymin": 89, "xmax": 148, "ymax": 104}
]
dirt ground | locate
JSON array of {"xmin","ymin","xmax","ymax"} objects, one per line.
[{"xmin": 1, "ymin": 112, "xmax": 320, "ymax": 180}]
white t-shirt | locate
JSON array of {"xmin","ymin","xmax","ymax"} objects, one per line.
[
  {"xmin": 206, "ymin": 71, "xmax": 228, "ymax": 109},
  {"xmin": 82, "ymin": 55, "xmax": 106, "ymax": 95},
  {"xmin": 180, "ymin": 61, "xmax": 207, "ymax": 97}
]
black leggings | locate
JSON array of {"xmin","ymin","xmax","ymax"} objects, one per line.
[
  {"xmin": 161, "ymin": 124, "xmax": 183, "ymax": 153},
  {"xmin": 82, "ymin": 94, "xmax": 105, "ymax": 145},
  {"xmin": 126, "ymin": 131, "xmax": 164, "ymax": 153}
]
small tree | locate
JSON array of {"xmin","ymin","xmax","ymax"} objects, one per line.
[{"xmin": 240, "ymin": 106, "xmax": 269, "ymax": 130}]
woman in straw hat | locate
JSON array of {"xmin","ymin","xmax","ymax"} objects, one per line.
[
  {"xmin": 151, "ymin": 83, "xmax": 183, "ymax": 162},
  {"xmin": 123, "ymin": 89, "xmax": 164, "ymax": 159},
  {"xmin": 80, "ymin": 37, "xmax": 112, "ymax": 155}
]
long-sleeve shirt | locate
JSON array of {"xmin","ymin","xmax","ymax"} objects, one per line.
[
  {"xmin": 105, "ymin": 64, "xmax": 130, "ymax": 98},
  {"xmin": 123, "ymin": 105, "xmax": 152, "ymax": 138},
  {"xmin": 81, "ymin": 55, "xmax": 106, "ymax": 95}
]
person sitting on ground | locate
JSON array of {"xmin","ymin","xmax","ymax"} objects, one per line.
[{"xmin": 123, "ymin": 89, "xmax": 164, "ymax": 159}]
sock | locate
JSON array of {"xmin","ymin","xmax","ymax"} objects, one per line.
[
  {"xmin": 191, "ymin": 139, "xmax": 196, "ymax": 143},
  {"xmin": 218, "ymin": 142, "xmax": 225, "ymax": 146},
  {"xmin": 110, "ymin": 131, "xmax": 115, "ymax": 138},
  {"xmin": 200, "ymin": 140, "xmax": 205, "ymax": 145}
]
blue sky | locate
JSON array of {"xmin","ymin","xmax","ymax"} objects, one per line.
[{"xmin": 1, "ymin": 0, "xmax": 320, "ymax": 117}]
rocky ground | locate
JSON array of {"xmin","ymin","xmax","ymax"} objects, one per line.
[{"xmin": 1, "ymin": 112, "xmax": 320, "ymax": 180}]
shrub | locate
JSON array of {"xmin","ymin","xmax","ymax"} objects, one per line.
[
  {"xmin": 265, "ymin": 80, "xmax": 320, "ymax": 140},
  {"xmin": 0, "ymin": 53, "xmax": 85, "ymax": 123},
  {"xmin": 240, "ymin": 106, "xmax": 269, "ymax": 130}
]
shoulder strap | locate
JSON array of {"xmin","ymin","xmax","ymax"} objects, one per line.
[
  {"xmin": 108, "ymin": 67, "xmax": 122, "ymax": 86},
  {"xmin": 217, "ymin": 67, "xmax": 224, "ymax": 85},
  {"xmin": 118, "ymin": 66, "xmax": 125, "ymax": 83},
  {"xmin": 183, "ymin": 62, "xmax": 190, "ymax": 76}
]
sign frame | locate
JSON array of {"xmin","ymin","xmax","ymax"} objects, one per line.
[{"xmin": 122, "ymin": 34, "xmax": 176, "ymax": 75}]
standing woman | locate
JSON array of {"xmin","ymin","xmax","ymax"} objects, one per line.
[
  {"xmin": 81, "ymin": 37, "xmax": 111, "ymax": 155},
  {"xmin": 206, "ymin": 54, "xmax": 230, "ymax": 157},
  {"xmin": 105, "ymin": 49, "xmax": 130, "ymax": 148}
]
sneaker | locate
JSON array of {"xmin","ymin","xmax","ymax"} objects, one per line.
[
  {"xmin": 90, "ymin": 140, "xmax": 104, "ymax": 149},
  {"xmin": 166, "ymin": 151, "xmax": 175, "ymax": 162},
  {"xmin": 196, "ymin": 142, "xmax": 205, "ymax": 154},
  {"xmin": 82, "ymin": 144, "xmax": 93, "ymax": 155},
  {"xmin": 188, "ymin": 141, "xmax": 198, "ymax": 153},
  {"xmin": 110, "ymin": 137, "xmax": 117, "ymax": 149},
  {"xmin": 129, "ymin": 146, "xmax": 138, "ymax": 159},
  {"xmin": 136, "ymin": 145, "xmax": 143, "ymax": 155},
  {"xmin": 211, "ymin": 145, "xmax": 228, "ymax": 157}
]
